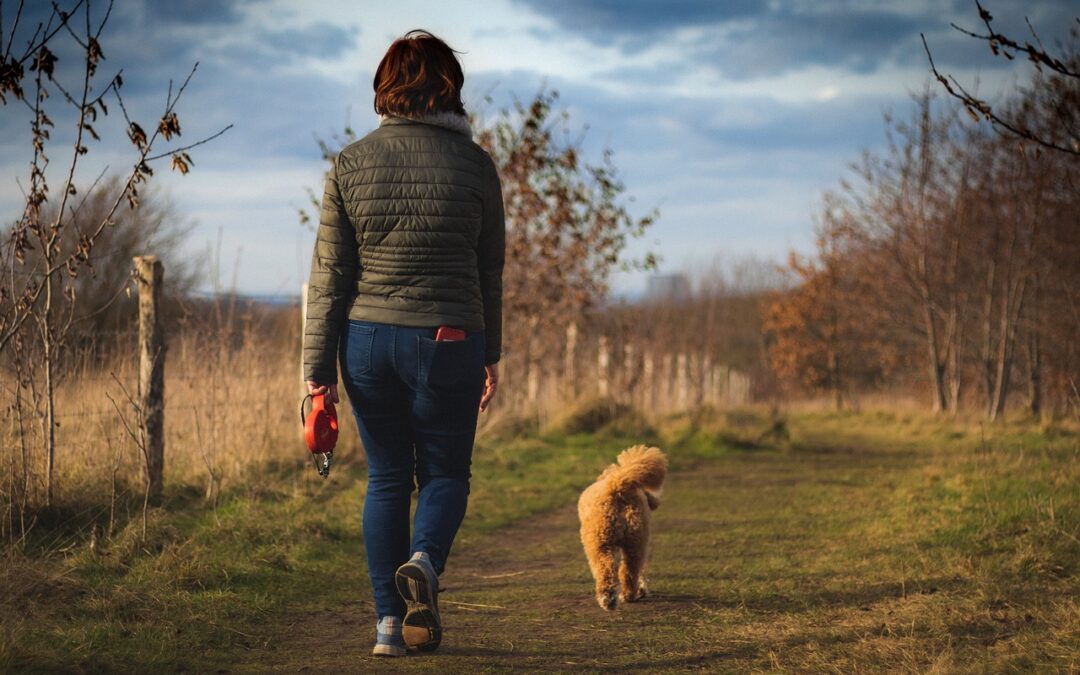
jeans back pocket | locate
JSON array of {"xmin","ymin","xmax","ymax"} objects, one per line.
[
  {"xmin": 418, "ymin": 333, "xmax": 484, "ymax": 391},
  {"xmin": 341, "ymin": 321, "xmax": 376, "ymax": 377}
]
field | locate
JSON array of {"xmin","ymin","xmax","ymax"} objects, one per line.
[{"xmin": 1, "ymin": 407, "xmax": 1078, "ymax": 673}]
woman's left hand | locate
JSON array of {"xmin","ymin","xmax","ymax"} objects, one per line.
[{"xmin": 479, "ymin": 364, "xmax": 498, "ymax": 413}]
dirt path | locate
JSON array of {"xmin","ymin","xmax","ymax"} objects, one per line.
[
  {"xmin": 243, "ymin": 454, "xmax": 776, "ymax": 673},
  {"xmin": 240, "ymin": 443, "xmax": 1036, "ymax": 673}
]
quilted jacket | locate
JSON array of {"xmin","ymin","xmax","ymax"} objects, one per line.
[{"xmin": 303, "ymin": 113, "xmax": 506, "ymax": 384}]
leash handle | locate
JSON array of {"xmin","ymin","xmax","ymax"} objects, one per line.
[
  {"xmin": 300, "ymin": 392, "xmax": 337, "ymax": 479},
  {"xmin": 299, "ymin": 393, "xmax": 314, "ymax": 426}
]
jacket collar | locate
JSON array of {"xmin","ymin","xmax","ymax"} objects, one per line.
[{"xmin": 378, "ymin": 111, "xmax": 473, "ymax": 139}]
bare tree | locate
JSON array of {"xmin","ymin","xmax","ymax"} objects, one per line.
[
  {"xmin": 923, "ymin": 1, "xmax": 1079, "ymax": 158},
  {"xmin": 0, "ymin": 1, "xmax": 230, "ymax": 508},
  {"xmin": 768, "ymin": 80, "xmax": 1079, "ymax": 417},
  {"xmin": 840, "ymin": 92, "xmax": 974, "ymax": 413}
]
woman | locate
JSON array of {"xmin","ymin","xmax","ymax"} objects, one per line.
[{"xmin": 302, "ymin": 30, "xmax": 504, "ymax": 657}]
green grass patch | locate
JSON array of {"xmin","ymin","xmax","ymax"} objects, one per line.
[{"xmin": 1, "ymin": 408, "xmax": 1077, "ymax": 672}]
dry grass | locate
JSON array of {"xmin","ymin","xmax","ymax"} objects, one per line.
[
  {"xmin": 0, "ymin": 405, "xmax": 1076, "ymax": 671},
  {"xmin": 0, "ymin": 309, "xmax": 371, "ymax": 543}
]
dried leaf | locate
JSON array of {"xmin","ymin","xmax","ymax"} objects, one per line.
[
  {"xmin": 128, "ymin": 122, "xmax": 147, "ymax": 149},
  {"xmin": 170, "ymin": 153, "xmax": 190, "ymax": 175},
  {"xmin": 31, "ymin": 46, "xmax": 58, "ymax": 80},
  {"xmin": 159, "ymin": 112, "xmax": 181, "ymax": 141}
]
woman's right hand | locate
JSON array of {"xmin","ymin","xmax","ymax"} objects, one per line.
[
  {"xmin": 479, "ymin": 364, "xmax": 498, "ymax": 413},
  {"xmin": 307, "ymin": 381, "xmax": 340, "ymax": 404}
]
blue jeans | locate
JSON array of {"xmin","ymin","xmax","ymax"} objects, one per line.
[{"xmin": 339, "ymin": 320, "xmax": 486, "ymax": 619}]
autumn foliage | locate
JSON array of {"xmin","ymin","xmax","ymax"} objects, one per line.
[
  {"xmin": 473, "ymin": 90, "xmax": 657, "ymax": 366},
  {"xmin": 765, "ymin": 84, "xmax": 1078, "ymax": 417}
]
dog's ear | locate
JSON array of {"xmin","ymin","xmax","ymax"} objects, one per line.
[{"xmin": 645, "ymin": 490, "xmax": 661, "ymax": 510}]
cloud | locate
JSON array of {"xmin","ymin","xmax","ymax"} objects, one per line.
[
  {"xmin": 510, "ymin": 0, "xmax": 1078, "ymax": 79},
  {"xmin": 3, "ymin": 0, "xmax": 1075, "ymax": 297},
  {"xmin": 694, "ymin": 8, "xmax": 922, "ymax": 80},
  {"xmin": 258, "ymin": 22, "xmax": 359, "ymax": 60},
  {"xmin": 141, "ymin": 0, "xmax": 250, "ymax": 26},
  {"xmin": 512, "ymin": 0, "xmax": 765, "ymax": 43}
]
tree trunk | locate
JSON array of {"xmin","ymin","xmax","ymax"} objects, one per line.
[
  {"xmin": 947, "ymin": 318, "xmax": 964, "ymax": 414},
  {"xmin": 828, "ymin": 348, "xmax": 843, "ymax": 410},
  {"xmin": 981, "ymin": 256, "xmax": 998, "ymax": 417},
  {"xmin": 1026, "ymin": 275, "xmax": 1042, "ymax": 416},
  {"xmin": 989, "ymin": 275, "xmax": 1026, "ymax": 421},
  {"xmin": 1027, "ymin": 327, "xmax": 1041, "ymax": 416},
  {"xmin": 921, "ymin": 300, "xmax": 947, "ymax": 414},
  {"xmin": 43, "ymin": 276, "xmax": 56, "ymax": 508}
]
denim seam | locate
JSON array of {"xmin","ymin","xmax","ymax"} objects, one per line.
[
  {"xmin": 416, "ymin": 335, "xmax": 423, "ymax": 384},
  {"xmin": 390, "ymin": 324, "xmax": 397, "ymax": 372}
]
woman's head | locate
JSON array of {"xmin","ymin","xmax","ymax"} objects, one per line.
[{"xmin": 374, "ymin": 30, "xmax": 465, "ymax": 117}]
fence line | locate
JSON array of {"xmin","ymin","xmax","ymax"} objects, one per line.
[{"xmin": 1, "ymin": 262, "xmax": 756, "ymax": 520}]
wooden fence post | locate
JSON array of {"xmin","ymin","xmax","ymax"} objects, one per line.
[
  {"xmin": 642, "ymin": 352, "xmax": 655, "ymax": 412},
  {"xmin": 527, "ymin": 360, "xmax": 540, "ymax": 404},
  {"xmin": 676, "ymin": 353, "xmax": 689, "ymax": 409},
  {"xmin": 661, "ymin": 353, "xmax": 673, "ymax": 413},
  {"xmin": 564, "ymin": 322, "xmax": 577, "ymax": 397},
  {"xmin": 135, "ymin": 256, "xmax": 165, "ymax": 502},
  {"xmin": 702, "ymin": 354, "xmax": 713, "ymax": 406},
  {"xmin": 597, "ymin": 335, "xmax": 610, "ymax": 398}
]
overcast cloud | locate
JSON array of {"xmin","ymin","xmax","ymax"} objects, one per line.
[{"xmin": 0, "ymin": 0, "xmax": 1073, "ymax": 296}]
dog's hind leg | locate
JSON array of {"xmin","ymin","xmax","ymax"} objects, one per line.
[
  {"xmin": 583, "ymin": 538, "xmax": 618, "ymax": 610},
  {"xmin": 618, "ymin": 532, "xmax": 649, "ymax": 603}
]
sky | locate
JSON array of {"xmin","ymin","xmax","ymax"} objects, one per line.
[{"xmin": 1, "ymin": 0, "xmax": 1075, "ymax": 298}]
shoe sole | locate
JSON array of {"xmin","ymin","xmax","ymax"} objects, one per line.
[
  {"xmin": 371, "ymin": 643, "xmax": 406, "ymax": 657},
  {"xmin": 396, "ymin": 563, "xmax": 441, "ymax": 652}
]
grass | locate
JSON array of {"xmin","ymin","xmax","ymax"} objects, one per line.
[{"xmin": 1, "ymin": 407, "xmax": 1077, "ymax": 672}]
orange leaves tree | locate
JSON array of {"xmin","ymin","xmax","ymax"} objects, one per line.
[
  {"xmin": 763, "ymin": 209, "xmax": 892, "ymax": 409},
  {"xmin": 473, "ymin": 90, "xmax": 657, "ymax": 369}
]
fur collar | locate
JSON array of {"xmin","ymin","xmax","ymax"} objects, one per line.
[{"xmin": 379, "ymin": 111, "xmax": 472, "ymax": 139}]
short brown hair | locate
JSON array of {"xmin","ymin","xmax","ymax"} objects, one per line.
[{"xmin": 373, "ymin": 30, "xmax": 465, "ymax": 117}]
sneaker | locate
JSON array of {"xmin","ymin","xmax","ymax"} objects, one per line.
[
  {"xmin": 372, "ymin": 615, "xmax": 406, "ymax": 657},
  {"xmin": 395, "ymin": 552, "xmax": 442, "ymax": 652}
]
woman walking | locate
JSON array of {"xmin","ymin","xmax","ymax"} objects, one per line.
[{"xmin": 302, "ymin": 30, "xmax": 504, "ymax": 657}]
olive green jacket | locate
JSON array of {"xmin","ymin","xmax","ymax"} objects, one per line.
[{"xmin": 303, "ymin": 113, "xmax": 505, "ymax": 384}]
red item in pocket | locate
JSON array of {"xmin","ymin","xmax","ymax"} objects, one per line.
[{"xmin": 435, "ymin": 326, "xmax": 466, "ymax": 342}]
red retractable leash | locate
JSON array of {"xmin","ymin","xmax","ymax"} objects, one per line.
[{"xmin": 300, "ymin": 392, "xmax": 337, "ymax": 478}]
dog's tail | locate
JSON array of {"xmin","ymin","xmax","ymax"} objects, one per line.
[{"xmin": 607, "ymin": 445, "xmax": 667, "ymax": 508}]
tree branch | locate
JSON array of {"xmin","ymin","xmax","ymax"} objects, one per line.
[{"xmin": 922, "ymin": 33, "xmax": 1080, "ymax": 157}]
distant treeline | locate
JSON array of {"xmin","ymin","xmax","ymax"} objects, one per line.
[{"xmin": 762, "ymin": 72, "xmax": 1078, "ymax": 416}]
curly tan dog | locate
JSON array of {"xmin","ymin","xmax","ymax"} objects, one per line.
[{"xmin": 577, "ymin": 445, "xmax": 667, "ymax": 610}]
